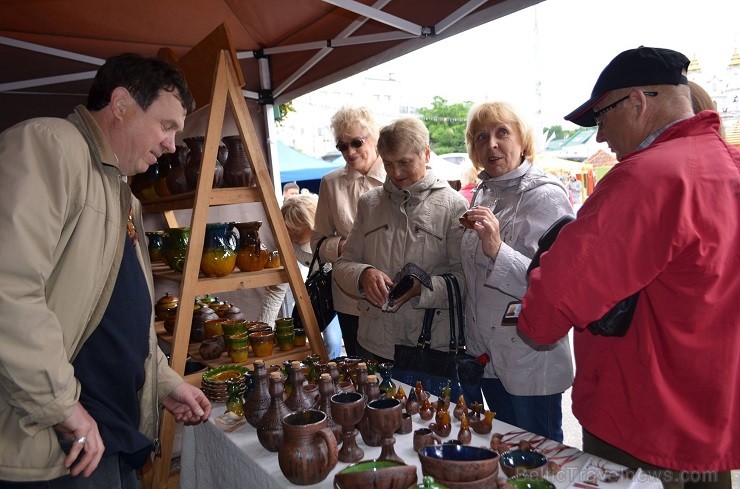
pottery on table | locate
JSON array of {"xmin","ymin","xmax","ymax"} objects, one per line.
[
  {"xmin": 330, "ymin": 391, "xmax": 365, "ymax": 463},
  {"xmin": 285, "ymin": 361, "xmax": 314, "ymax": 412},
  {"xmin": 314, "ymin": 373, "xmax": 342, "ymax": 443},
  {"xmin": 499, "ymin": 449, "xmax": 548, "ymax": 478},
  {"xmin": 457, "ymin": 412, "xmax": 472, "ymax": 444},
  {"xmin": 257, "ymin": 371, "xmax": 292, "ymax": 452},
  {"xmin": 278, "ymin": 409, "xmax": 338, "ymax": 485},
  {"xmin": 244, "ymin": 360, "xmax": 272, "ymax": 428},
  {"xmin": 505, "ymin": 476, "xmax": 556, "ymax": 489},
  {"xmin": 333, "ymin": 459, "xmax": 417, "ymax": 489},
  {"xmin": 366, "ymin": 397, "xmax": 403, "ymax": 464},
  {"xmin": 431, "ymin": 469, "xmax": 500, "ymax": 489},
  {"xmin": 198, "ymin": 336, "xmax": 225, "ymax": 360},
  {"xmin": 417, "ymin": 444, "xmax": 500, "ymax": 483},
  {"xmin": 396, "ymin": 412, "xmax": 413, "ymax": 435},
  {"xmin": 200, "ymin": 222, "xmax": 237, "ymax": 277},
  {"xmin": 413, "ymin": 428, "xmax": 442, "ymax": 453}
]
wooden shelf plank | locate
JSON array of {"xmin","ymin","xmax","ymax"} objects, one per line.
[
  {"xmin": 141, "ymin": 187, "xmax": 261, "ymax": 213},
  {"xmin": 151, "ymin": 266, "xmax": 290, "ymax": 293}
]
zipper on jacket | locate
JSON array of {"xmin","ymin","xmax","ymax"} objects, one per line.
[{"xmin": 414, "ymin": 225, "xmax": 443, "ymax": 241}]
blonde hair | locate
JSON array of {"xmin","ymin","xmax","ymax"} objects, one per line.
[
  {"xmin": 465, "ymin": 101, "xmax": 535, "ymax": 170},
  {"xmin": 281, "ymin": 194, "xmax": 318, "ymax": 237},
  {"xmin": 689, "ymin": 81, "xmax": 724, "ymax": 137},
  {"xmin": 330, "ymin": 106, "xmax": 379, "ymax": 142},
  {"xmin": 460, "ymin": 161, "xmax": 480, "ymax": 187},
  {"xmin": 377, "ymin": 117, "xmax": 430, "ymax": 157}
]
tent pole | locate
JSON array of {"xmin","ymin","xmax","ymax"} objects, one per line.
[{"xmin": 258, "ymin": 56, "xmax": 282, "ymax": 202}]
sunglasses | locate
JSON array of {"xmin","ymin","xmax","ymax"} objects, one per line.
[{"xmin": 335, "ymin": 137, "xmax": 366, "ymax": 152}]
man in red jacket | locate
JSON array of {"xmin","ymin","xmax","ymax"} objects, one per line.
[{"xmin": 518, "ymin": 46, "xmax": 738, "ymax": 488}]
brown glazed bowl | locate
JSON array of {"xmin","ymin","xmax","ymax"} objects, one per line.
[
  {"xmin": 333, "ymin": 459, "xmax": 418, "ymax": 489},
  {"xmin": 418, "ymin": 444, "xmax": 500, "ymax": 483},
  {"xmin": 433, "ymin": 469, "xmax": 499, "ymax": 489}
]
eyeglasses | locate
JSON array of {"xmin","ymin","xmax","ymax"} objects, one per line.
[
  {"xmin": 594, "ymin": 91, "xmax": 658, "ymax": 126},
  {"xmin": 335, "ymin": 137, "xmax": 366, "ymax": 152}
]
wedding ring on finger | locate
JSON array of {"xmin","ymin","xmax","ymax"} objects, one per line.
[{"xmin": 75, "ymin": 436, "xmax": 87, "ymax": 445}]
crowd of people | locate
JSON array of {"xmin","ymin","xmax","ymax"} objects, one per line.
[{"xmin": 0, "ymin": 45, "xmax": 736, "ymax": 489}]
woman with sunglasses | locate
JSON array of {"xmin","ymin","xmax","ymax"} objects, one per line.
[{"xmin": 312, "ymin": 106, "xmax": 386, "ymax": 358}]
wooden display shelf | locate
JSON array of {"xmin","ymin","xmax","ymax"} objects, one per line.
[
  {"xmin": 141, "ymin": 187, "xmax": 261, "ymax": 213},
  {"xmin": 151, "ymin": 262, "xmax": 289, "ymax": 293},
  {"xmin": 155, "ymin": 321, "xmax": 314, "ymax": 387}
]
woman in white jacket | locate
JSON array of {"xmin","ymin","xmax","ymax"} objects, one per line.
[{"xmin": 460, "ymin": 101, "xmax": 574, "ymax": 442}]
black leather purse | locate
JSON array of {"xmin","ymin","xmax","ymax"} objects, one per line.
[
  {"xmin": 393, "ymin": 274, "xmax": 485, "ymax": 402},
  {"xmin": 528, "ymin": 215, "xmax": 639, "ymax": 337},
  {"xmin": 292, "ymin": 237, "xmax": 336, "ymax": 332}
]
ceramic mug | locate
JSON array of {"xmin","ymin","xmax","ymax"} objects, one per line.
[{"xmin": 413, "ymin": 427, "xmax": 442, "ymax": 452}]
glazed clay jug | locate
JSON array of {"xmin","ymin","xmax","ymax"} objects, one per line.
[
  {"xmin": 257, "ymin": 371, "xmax": 293, "ymax": 452},
  {"xmin": 235, "ymin": 221, "xmax": 269, "ymax": 272},
  {"xmin": 153, "ymin": 153, "xmax": 171, "ymax": 197},
  {"xmin": 166, "ymin": 145, "xmax": 189, "ymax": 195},
  {"xmin": 162, "ymin": 227, "xmax": 190, "ymax": 273},
  {"xmin": 221, "ymin": 135, "xmax": 253, "ymax": 188},
  {"xmin": 244, "ymin": 360, "xmax": 272, "ymax": 428},
  {"xmin": 200, "ymin": 222, "xmax": 237, "ymax": 277},
  {"xmin": 278, "ymin": 410, "xmax": 338, "ymax": 485}
]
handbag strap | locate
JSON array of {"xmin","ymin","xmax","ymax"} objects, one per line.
[
  {"xmin": 416, "ymin": 274, "xmax": 465, "ymax": 353},
  {"xmin": 307, "ymin": 236, "xmax": 328, "ymax": 274}
]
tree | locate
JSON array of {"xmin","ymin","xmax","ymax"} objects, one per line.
[
  {"xmin": 417, "ymin": 96, "xmax": 473, "ymax": 154},
  {"xmin": 544, "ymin": 124, "xmax": 578, "ymax": 142}
]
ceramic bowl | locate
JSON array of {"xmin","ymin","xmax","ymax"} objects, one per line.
[
  {"xmin": 418, "ymin": 444, "xmax": 500, "ymax": 483},
  {"xmin": 333, "ymin": 459, "xmax": 418, "ymax": 489},
  {"xmin": 432, "ymin": 469, "xmax": 499, "ymax": 489},
  {"xmin": 499, "ymin": 449, "xmax": 548, "ymax": 478},
  {"xmin": 505, "ymin": 475, "xmax": 556, "ymax": 489},
  {"xmin": 249, "ymin": 331, "xmax": 275, "ymax": 357}
]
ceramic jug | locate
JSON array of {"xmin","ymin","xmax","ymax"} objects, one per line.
[
  {"xmin": 235, "ymin": 221, "xmax": 268, "ymax": 272},
  {"xmin": 244, "ymin": 360, "xmax": 272, "ymax": 428},
  {"xmin": 222, "ymin": 135, "xmax": 253, "ymax": 188},
  {"xmin": 162, "ymin": 227, "xmax": 190, "ymax": 273},
  {"xmin": 278, "ymin": 410, "xmax": 338, "ymax": 485},
  {"xmin": 200, "ymin": 222, "xmax": 237, "ymax": 277},
  {"xmin": 183, "ymin": 136, "xmax": 223, "ymax": 191},
  {"xmin": 257, "ymin": 371, "xmax": 293, "ymax": 452},
  {"xmin": 166, "ymin": 145, "xmax": 189, "ymax": 195}
]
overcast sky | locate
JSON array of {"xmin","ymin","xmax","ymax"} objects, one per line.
[{"xmin": 366, "ymin": 0, "xmax": 740, "ymax": 128}]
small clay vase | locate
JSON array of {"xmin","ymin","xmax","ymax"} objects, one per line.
[
  {"xmin": 285, "ymin": 361, "xmax": 314, "ymax": 412},
  {"xmin": 257, "ymin": 371, "xmax": 293, "ymax": 452},
  {"xmin": 145, "ymin": 231, "xmax": 166, "ymax": 263},
  {"xmin": 419, "ymin": 398, "xmax": 435, "ymax": 421},
  {"xmin": 355, "ymin": 362, "xmax": 369, "ymax": 397},
  {"xmin": 222, "ymin": 135, "xmax": 253, "ymax": 188},
  {"xmin": 457, "ymin": 412, "xmax": 472, "ymax": 444},
  {"xmin": 364, "ymin": 375, "xmax": 380, "ymax": 403},
  {"xmin": 244, "ymin": 360, "xmax": 272, "ymax": 428},
  {"xmin": 200, "ymin": 222, "xmax": 237, "ymax": 277},
  {"xmin": 453, "ymin": 394, "xmax": 468, "ymax": 421},
  {"xmin": 393, "ymin": 384, "xmax": 407, "ymax": 409},
  {"xmin": 162, "ymin": 227, "xmax": 190, "ymax": 273},
  {"xmin": 153, "ymin": 153, "xmax": 172, "ymax": 197},
  {"xmin": 327, "ymin": 362, "xmax": 341, "ymax": 394},
  {"xmin": 278, "ymin": 410, "xmax": 338, "ymax": 485},
  {"xmin": 166, "ymin": 145, "xmax": 189, "ymax": 195},
  {"xmin": 314, "ymin": 373, "xmax": 342, "ymax": 443},
  {"xmin": 405, "ymin": 388, "xmax": 420, "ymax": 416},
  {"xmin": 183, "ymin": 136, "xmax": 223, "ymax": 191}
]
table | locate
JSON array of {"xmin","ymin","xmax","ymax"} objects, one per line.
[{"xmin": 180, "ymin": 385, "xmax": 661, "ymax": 489}]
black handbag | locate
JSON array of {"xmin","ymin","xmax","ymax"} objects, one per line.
[
  {"xmin": 393, "ymin": 274, "xmax": 485, "ymax": 402},
  {"xmin": 292, "ymin": 237, "xmax": 336, "ymax": 333},
  {"xmin": 527, "ymin": 215, "xmax": 639, "ymax": 337}
]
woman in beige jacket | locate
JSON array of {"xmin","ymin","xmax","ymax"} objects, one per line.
[{"xmin": 312, "ymin": 106, "xmax": 385, "ymax": 357}]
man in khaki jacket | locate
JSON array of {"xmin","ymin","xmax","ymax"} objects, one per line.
[{"xmin": 0, "ymin": 53, "xmax": 210, "ymax": 487}]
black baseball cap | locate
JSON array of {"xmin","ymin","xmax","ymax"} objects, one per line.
[{"xmin": 565, "ymin": 46, "xmax": 690, "ymax": 127}]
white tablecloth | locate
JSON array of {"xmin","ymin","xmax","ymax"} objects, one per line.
[{"xmin": 180, "ymin": 385, "xmax": 661, "ymax": 489}]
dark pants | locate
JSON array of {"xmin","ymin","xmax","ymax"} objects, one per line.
[
  {"xmin": 480, "ymin": 377, "xmax": 564, "ymax": 442},
  {"xmin": 583, "ymin": 430, "xmax": 731, "ymax": 489},
  {"xmin": 0, "ymin": 455, "xmax": 138, "ymax": 489},
  {"xmin": 337, "ymin": 312, "xmax": 360, "ymax": 358}
]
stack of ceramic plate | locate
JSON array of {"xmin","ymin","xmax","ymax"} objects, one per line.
[{"xmin": 201, "ymin": 365, "xmax": 248, "ymax": 403}]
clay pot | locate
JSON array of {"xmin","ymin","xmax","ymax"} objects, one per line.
[
  {"xmin": 166, "ymin": 145, "xmax": 189, "ymax": 195},
  {"xmin": 249, "ymin": 331, "xmax": 275, "ymax": 358},
  {"xmin": 145, "ymin": 231, "xmax": 166, "ymax": 263},
  {"xmin": 154, "ymin": 292, "xmax": 179, "ymax": 322},
  {"xmin": 333, "ymin": 459, "xmax": 417, "ymax": 489},
  {"xmin": 183, "ymin": 136, "xmax": 223, "ymax": 191},
  {"xmin": 162, "ymin": 227, "xmax": 190, "ymax": 273},
  {"xmin": 257, "ymin": 371, "xmax": 292, "ymax": 452},
  {"xmin": 278, "ymin": 410, "xmax": 338, "ymax": 485},
  {"xmin": 221, "ymin": 135, "xmax": 253, "ymax": 188},
  {"xmin": 244, "ymin": 360, "xmax": 272, "ymax": 428},
  {"xmin": 153, "ymin": 153, "xmax": 172, "ymax": 197},
  {"xmin": 222, "ymin": 304, "xmax": 246, "ymax": 321},
  {"xmin": 285, "ymin": 361, "xmax": 314, "ymax": 412},
  {"xmin": 191, "ymin": 305, "xmax": 218, "ymax": 343},
  {"xmin": 413, "ymin": 428, "xmax": 442, "ymax": 453},
  {"xmin": 199, "ymin": 336, "xmax": 225, "ymax": 360}
]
